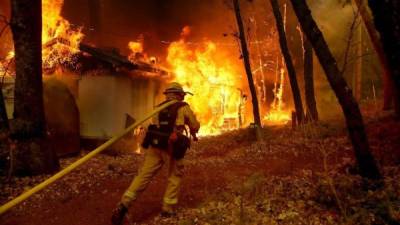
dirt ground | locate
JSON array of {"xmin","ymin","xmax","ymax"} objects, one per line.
[{"xmin": 0, "ymin": 110, "xmax": 399, "ymax": 225}]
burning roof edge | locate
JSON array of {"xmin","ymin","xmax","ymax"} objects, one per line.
[{"xmin": 78, "ymin": 43, "xmax": 170, "ymax": 77}]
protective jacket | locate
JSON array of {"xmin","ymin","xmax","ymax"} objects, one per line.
[{"xmin": 142, "ymin": 101, "xmax": 199, "ymax": 159}]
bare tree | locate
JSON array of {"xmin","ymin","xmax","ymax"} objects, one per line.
[
  {"xmin": 233, "ymin": 0, "xmax": 262, "ymax": 140},
  {"xmin": 270, "ymin": 0, "xmax": 305, "ymax": 124},
  {"xmin": 289, "ymin": 0, "xmax": 381, "ymax": 180},
  {"xmin": 353, "ymin": 0, "xmax": 394, "ymax": 111},
  {"xmin": 367, "ymin": 0, "xmax": 400, "ymax": 117},
  {"xmin": 10, "ymin": 0, "xmax": 59, "ymax": 175}
]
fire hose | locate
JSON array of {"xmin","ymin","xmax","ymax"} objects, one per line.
[{"xmin": 0, "ymin": 100, "xmax": 178, "ymax": 215}]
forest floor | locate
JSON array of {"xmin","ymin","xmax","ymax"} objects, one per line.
[{"xmin": 0, "ymin": 108, "xmax": 400, "ymax": 225}]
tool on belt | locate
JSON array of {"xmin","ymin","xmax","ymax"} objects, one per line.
[{"xmin": 141, "ymin": 101, "xmax": 194, "ymax": 159}]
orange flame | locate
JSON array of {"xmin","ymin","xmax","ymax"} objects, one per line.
[
  {"xmin": 127, "ymin": 41, "xmax": 145, "ymax": 62},
  {"xmin": 41, "ymin": 0, "xmax": 83, "ymax": 70},
  {"xmin": 264, "ymin": 67, "xmax": 290, "ymax": 124},
  {"xmin": 166, "ymin": 27, "xmax": 246, "ymax": 135},
  {"xmin": 1, "ymin": 0, "xmax": 84, "ymax": 72},
  {"xmin": 128, "ymin": 41, "xmax": 143, "ymax": 54}
]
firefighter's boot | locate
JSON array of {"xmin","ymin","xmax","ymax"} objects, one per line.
[
  {"xmin": 111, "ymin": 203, "xmax": 128, "ymax": 225},
  {"xmin": 161, "ymin": 203, "xmax": 177, "ymax": 217}
]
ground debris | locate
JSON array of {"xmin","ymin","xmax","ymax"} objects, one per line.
[{"xmin": 0, "ymin": 115, "xmax": 399, "ymax": 225}]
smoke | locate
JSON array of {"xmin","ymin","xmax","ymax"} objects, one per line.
[
  {"xmin": 62, "ymin": 0, "xmax": 239, "ymax": 59},
  {"xmin": 309, "ymin": 0, "xmax": 355, "ymax": 57},
  {"xmin": 308, "ymin": 0, "xmax": 369, "ymax": 119}
]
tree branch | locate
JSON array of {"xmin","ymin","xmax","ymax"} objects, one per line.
[{"xmin": 340, "ymin": 4, "xmax": 362, "ymax": 75}]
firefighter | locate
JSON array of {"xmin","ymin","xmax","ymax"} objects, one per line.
[{"xmin": 111, "ymin": 82, "xmax": 200, "ymax": 225}]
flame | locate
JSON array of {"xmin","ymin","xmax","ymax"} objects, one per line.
[
  {"xmin": 41, "ymin": 0, "xmax": 83, "ymax": 70},
  {"xmin": 128, "ymin": 41, "xmax": 144, "ymax": 54},
  {"xmin": 5, "ymin": 51, "xmax": 14, "ymax": 61},
  {"xmin": 127, "ymin": 41, "xmax": 145, "ymax": 62},
  {"xmin": 264, "ymin": 67, "xmax": 291, "ymax": 124},
  {"xmin": 166, "ymin": 27, "xmax": 245, "ymax": 135},
  {"xmin": 0, "ymin": 51, "xmax": 14, "ymax": 77},
  {"xmin": 1, "ymin": 0, "xmax": 83, "ymax": 74}
]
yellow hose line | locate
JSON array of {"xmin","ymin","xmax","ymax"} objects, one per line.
[{"xmin": 0, "ymin": 100, "xmax": 177, "ymax": 215}]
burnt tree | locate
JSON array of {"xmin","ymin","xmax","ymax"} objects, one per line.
[
  {"xmin": 10, "ymin": 0, "xmax": 59, "ymax": 175},
  {"xmin": 367, "ymin": 0, "xmax": 400, "ymax": 117},
  {"xmin": 303, "ymin": 36, "xmax": 318, "ymax": 121},
  {"xmin": 270, "ymin": 0, "xmax": 305, "ymax": 124},
  {"xmin": 289, "ymin": 0, "xmax": 381, "ymax": 180},
  {"xmin": 233, "ymin": 0, "xmax": 262, "ymax": 140}
]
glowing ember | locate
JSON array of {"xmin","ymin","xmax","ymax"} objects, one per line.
[{"xmin": 166, "ymin": 27, "xmax": 246, "ymax": 135}]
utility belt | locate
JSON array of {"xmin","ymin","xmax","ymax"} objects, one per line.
[{"xmin": 141, "ymin": 124, "xmax": 191, "ymax": 160}]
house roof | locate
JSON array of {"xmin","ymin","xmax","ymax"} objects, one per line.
[
  {"xmin": 78, "ymin": 43, "xmax": 169, "ymax": 77},
  {"xmin": 41, "ymin": 38, "xmax": 169, "ymax": 77}
]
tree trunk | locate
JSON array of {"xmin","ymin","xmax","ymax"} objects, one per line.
[
  {"xmin": 0, "ymin": 88, "xmax": 8, "ymax": 131},
  {"xmin": 0, "ymin": 88, "xmax": 9, "ymax": 175},
  {"xmin": 367, "ymin": 0, "xmax": 400, "ymax": 118},
  {"xmin": 289, "ymin": 0, "xmax": 381, "ymax": 180},
  {"xmin": 10, "ymin": 0, "xmax": 59, "ymax": 175},
  {"xmin": 233, "ymin": 0, "xmax": 262, "ymax": 140},
  {"xmin": 354, "ymin": 0, "xmax": 396, "ymax": 111},
  {"xmin": 303, "ymin": 36, "xmax": 318, "ymax": 121},
  {"xmin": 270, "ymin": 0, "xmax": 305, "ymax": 124}
]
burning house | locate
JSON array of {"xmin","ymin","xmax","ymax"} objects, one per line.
[
  {"xmin": 2, "ymin": 42, "xmax": 168, "ymax": 156},
  {"xmin": 0, "ymin": 0, "xmax": 298, "ymax": 157},
  {"xmin": 76, "ymin": 44, "xmax": 167, "ymax": 139}
]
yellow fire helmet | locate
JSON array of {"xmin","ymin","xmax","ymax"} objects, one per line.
[{"xmin": 163, "ymin": 82, "xmax": 193, "ymax": 95}]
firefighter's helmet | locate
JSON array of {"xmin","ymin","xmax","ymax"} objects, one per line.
[{"xmin": 163, "ymin": 82, "xmax": 193, "ymax": 95}]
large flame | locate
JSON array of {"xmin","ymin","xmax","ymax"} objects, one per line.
[
  {"xmin": 42, "ymin": 0, "xmax": 84, "ymax": 70},
  {"xmin": 1, "ymin": 0, "xmax": 84, "ymax": 74},
  {"xmin": 166, "ymin": 27, "xmax": 246, "ymax": 135}
]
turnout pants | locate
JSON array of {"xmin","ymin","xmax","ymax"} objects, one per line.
[{"xmin": 120, "ymin": 146, "xmax": 184, "ymax": 208}]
